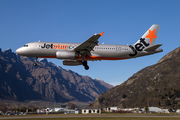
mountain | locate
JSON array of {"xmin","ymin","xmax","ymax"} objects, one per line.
[
  {"xmin": 92, "ymin": 47, "xmax": 180, "ymax": 109},
  {"xmin": 0, "ymin": 48, "xmax": 113, "ymax": 103}
]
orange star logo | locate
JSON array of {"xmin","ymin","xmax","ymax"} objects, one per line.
[{"xmin": 145, "ymin": 29, "xmax": 157, "ymax": 44}]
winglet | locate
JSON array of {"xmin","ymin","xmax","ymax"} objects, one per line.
[{"xmin": 99, "ymin": 32, "xmax": 104, "ymax": 36}]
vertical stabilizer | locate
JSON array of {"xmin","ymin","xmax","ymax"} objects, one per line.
[{"xmin": 134, "ymin": 25, "xmax": 160, "ymax": 48}]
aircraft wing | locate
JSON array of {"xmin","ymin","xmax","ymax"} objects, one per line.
[{"xmin": 74, "ymin": 32, "xmax": 104, "ymax": 59}]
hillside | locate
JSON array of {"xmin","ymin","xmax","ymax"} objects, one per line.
[
  {"xmin": 92, "ymin": 47, "xmax": 180, "ymax": 109},
  {"xmin": 0, "ymin": 48, "xmax": 113, "ymax": 104}
]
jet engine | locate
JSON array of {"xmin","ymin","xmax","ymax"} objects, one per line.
[
  {"xmin": 63, "ymin": 60, "xmax": 82, "ymax": 66},
  {"xmin": 56, "ymin": 51, "xmax": 78, "ymax": 59}
]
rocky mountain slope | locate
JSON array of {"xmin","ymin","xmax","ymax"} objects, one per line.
[
  {"xmin": 0, "ymin": 48, "xmax": 113, "ymax": 103},
  {"xmin": 92, "ymin": 47, "xmax": 180, "ymax": 109}
]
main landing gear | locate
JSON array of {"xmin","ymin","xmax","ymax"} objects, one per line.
[
  {"xmin": 82, "ymin": 61, "xmax": 89, "ymax": 70},
  {"xmin": 33, "ymin": 57, "xmax": 38, "ymax": 66}
]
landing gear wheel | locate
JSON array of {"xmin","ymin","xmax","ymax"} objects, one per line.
[
  {"xmin": 84, "ymin": 65, "xmax": 89, "ymax": 70},
  {"xmin": 33, "ymin": 63, "xmax": 37, "ymax": 66},
  {"xmin": 82, "ymin": 61, "xmax": 89, "ymax": 70}
]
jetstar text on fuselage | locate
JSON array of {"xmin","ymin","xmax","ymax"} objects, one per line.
[{"xmin": 41, "ymin": 43, "xmax": 69, "ymax": 50}]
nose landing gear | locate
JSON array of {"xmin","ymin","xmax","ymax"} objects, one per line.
[
  {"xmin": 82, "ymin": 61, "xmax": 89, "ymax": 70},
  {"xmin": 33, "ymin": 63, "xmax": 37, "ymax": 66},
  {"xmin": 33, "ymin": 57, "xmax": 38, "ymax": 66}
]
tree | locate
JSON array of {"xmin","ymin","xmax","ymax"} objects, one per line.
[
  {"xmin": 29, "ymin": 106, "xmax": 39, "ymax": 112},
  {"xmin": 168, "ymin": 91, "xmax": 171, "ymax": 97},
  {"xmin": 0, "ymin": 103, "xmax": 7, "ymax": 113},
  {"xmin": 145, "ymin": 104, "xmax": 149, "ymax": 113},
  {"xmin": 87, "ymin": 103, "xmax": 93, "ymax": 108},
  {"xmin": 158, "ymin": 101, "xmax": 161, "ymax": 106},
  {"xmin": 174, "ymin": 89, "xmax": 180, "ymax": 97},
  {"xmin": 165, "ymin": 100, "xmax": 171, "ymax": 106},
  {"xmin": 122, "ymin": 93, "xmax": 127, "ymax": 98},
  {"xmin": 108, "ymin": 107, "xmax": 110, "ymax": 111},
  {"xmin": 168, "ymin": 108, "xmax": 173, "ymax": 112},
  {"xmin": 20, "ymin": 106, "xmax": 27, "ymax": 112},
  {"xmin": 67, "ymin": 102, "xmax": 77, "ymax": 109},
  {"xmin": 161, "ymin": 95, "xmax": 165, "ymax": 99},
  {"xmin": 144, "ymin": 105, "xmax": 149, "ymax": 113}
]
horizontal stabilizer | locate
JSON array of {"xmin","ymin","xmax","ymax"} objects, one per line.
[{"xmin": 144, "ymin": 44, "xmax": 162, "ymax": 51}]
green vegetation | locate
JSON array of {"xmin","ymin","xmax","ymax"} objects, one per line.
[
  {"xmin": 145, "ymin": 104, "xmax": 149, "ymax": 113},
  {"xmin": 165, "ymin": 100, "xmax": 171, "ymax": 106}
]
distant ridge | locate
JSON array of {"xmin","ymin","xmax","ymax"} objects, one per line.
[
  {"xmin": 0, "ymin": 48, "xmax": 113, "ymax": 103},
  {"xmin": 92, "ymin": 47, "xmax": 180, "ymax": 109}
]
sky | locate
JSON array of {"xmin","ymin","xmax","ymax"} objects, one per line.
[{"xmin": 1, "ymin": 0, "xmax": 180, "ymax": 86}]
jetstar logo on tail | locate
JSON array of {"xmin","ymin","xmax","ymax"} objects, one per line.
[
  {"xmin": 145, "ymin": 29, "xmax": 157, "ymax": 44},
  {"xmin": 129, "ymin": 28, "xmax": 157, "ymax": 57}
]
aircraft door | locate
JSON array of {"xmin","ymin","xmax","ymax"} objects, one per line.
[{"xmin": 116, "ymin": 47, "xmax": 121, "ymax": 51}]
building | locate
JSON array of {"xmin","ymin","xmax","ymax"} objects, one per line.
[
  {"xmin": 162, "ymin": 109, "xmax": 169, "ymax": 113},
  {"xmin": 147, "ymin": 107, "xmax": 168, "ymax": 113},
  {"xmin": 104, "ymin": 107, "xmax": 118, "ymax": 112},
  {"xmin": 176, "ymin": 109, "xmax": 180, "ymax": 114},
  {"xmin": 109, "ymin": 107, "xmax": 118, "ymax": 112},
  {"xmin": 64, "ymin": 108, "xmax": 79, "ymax": 114},
  {"xmin": 82, "ymin": 109, "xmax": 101, "ymax": 114}
]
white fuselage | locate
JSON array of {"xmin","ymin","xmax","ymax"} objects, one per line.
[
  {"xmin": 15, "ymin": 25, "xmax": 163, "ymax": 70},
  {"xmin": 16, "ymin": 42, "xmax": 162, "ymax": 61}
]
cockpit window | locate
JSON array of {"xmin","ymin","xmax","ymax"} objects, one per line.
[{"xmin": 24, "ymin": 45, "xmax": 28, "ymax": 47}]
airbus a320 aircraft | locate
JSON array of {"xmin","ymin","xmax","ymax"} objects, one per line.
[{"xmin": 16, "ymin": 25, "xmax": 163, "ymax": 70}]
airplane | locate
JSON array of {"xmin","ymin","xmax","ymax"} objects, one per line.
[{"xmin": 16, "ymin": 24, "xmax": 163, "ymax": 70}]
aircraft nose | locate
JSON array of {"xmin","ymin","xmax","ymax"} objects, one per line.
[{"xmin": 16, "ymin": 48, "xmax": 22, "ymax": 55}]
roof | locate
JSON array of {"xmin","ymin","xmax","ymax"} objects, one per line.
[{"xmin": 148, "ymin": 107, "xmax": 164, "ymax": 112}]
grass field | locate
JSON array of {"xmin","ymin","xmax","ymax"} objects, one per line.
[
  {"xmin": 1, "ymin": 117, "xmax": 180, "ymax": 120},
  {"xmin": 1, "ymin": 114, "xmax": 180, "ymax": 120},
  {"xmin": 2, "ymin": 118, "xmax": 180, "ymax": 120}
]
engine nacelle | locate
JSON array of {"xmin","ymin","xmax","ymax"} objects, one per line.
[
  {"xmin": 56, "ymin": 51, "xmax": 77, "ymax": 59},
  {"xmin": 63, "ymin": 60, "xmax": 82, "ymax": 66}
]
